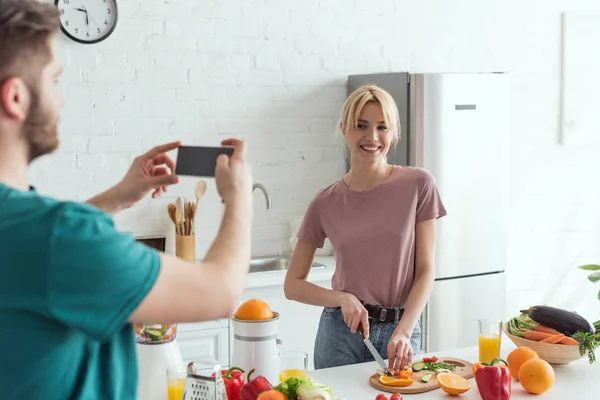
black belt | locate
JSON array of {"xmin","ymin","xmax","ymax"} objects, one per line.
[{"xmin": 362, "ymin": 302, "xmax": 405, "ymax": 323}]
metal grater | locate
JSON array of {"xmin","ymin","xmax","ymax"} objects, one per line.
[{"xmin": 182, "ymin": 357, "xmax": 228, "ymax": 400}]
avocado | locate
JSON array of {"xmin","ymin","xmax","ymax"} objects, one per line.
[
  {"xmin": 411, "ymin": 361, "xmax": 426, "ymax": 372},
  {"xmin": 421, "ymin": 374, "xmax": 433, "ymax": 383},
  {"xmin": 145, "ymin": 328, "xmax": 165, "ymax": 341}
]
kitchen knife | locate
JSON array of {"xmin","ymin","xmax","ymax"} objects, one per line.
[{"xmin": 358, "ymin": 326, "xmax": 392, "ymax": 376}]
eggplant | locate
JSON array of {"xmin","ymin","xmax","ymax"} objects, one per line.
[{"xmin": 520, "ymin": 305, "xmax": 595, "ymax": 335}]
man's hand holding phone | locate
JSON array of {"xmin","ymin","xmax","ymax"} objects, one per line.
[{"xmin": 215, "ymin": 139, "xmax": 252, "ymax": 206}]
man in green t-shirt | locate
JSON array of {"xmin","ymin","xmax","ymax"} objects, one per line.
[{"xmin": 0, "ymin": 1, "xmax": 254, "ymax": 398}]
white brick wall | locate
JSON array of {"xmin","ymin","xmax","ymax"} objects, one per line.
[{"xmin": 31, "ymin": 0, "xmax": 600, "ymax": 322}]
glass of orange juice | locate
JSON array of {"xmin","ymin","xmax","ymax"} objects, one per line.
[
  {"xmin": 279, "ymin": 350, "xmax": 308, "ymax": 382},
  {"xmin": 478, "ymin": 318, "xmax": 502, "ymax": 364},
  {"xmin": 166, "ymin": 366, "xmax": 186, "ymax": 400}
]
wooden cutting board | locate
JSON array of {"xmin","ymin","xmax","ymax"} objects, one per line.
[{"xmin": 368, "ymin": 357, "xmax": 474, "ymax": 394}]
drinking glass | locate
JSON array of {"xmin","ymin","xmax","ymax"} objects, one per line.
[
  {"xmin": 166, "ymin": 366, "xmax": 187, "ymax": 400},
  {"xmin": 478, "ymin": 318, "xmax": 502, "ymax": 364},
  {"xmin": 279, "ymin": 350, "xmax": 308, "ymax": 382}
]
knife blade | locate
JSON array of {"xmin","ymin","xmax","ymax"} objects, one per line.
[{"xmin": 358, "ymin": 326, "xmax": 392, "ymax": 376}]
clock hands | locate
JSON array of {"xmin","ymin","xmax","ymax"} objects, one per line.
[
  {"xmin": 74, "ymin": 7, "xmax": 89, "ymax": 32},
  {"xmin": 80, "ymin": 5, "xmax": 102, "ymax": 35}
]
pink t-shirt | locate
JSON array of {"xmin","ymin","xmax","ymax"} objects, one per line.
[{"xmin": 297, "ymin": 166, "xmax": 447, "ymax": 307}]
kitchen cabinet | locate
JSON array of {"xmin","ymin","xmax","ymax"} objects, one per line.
[
  {"xmin": 238, "ymin": 278, "xmax": 333, "ymax": 371},
  {"xmin": 177, "ymin": 319, "xmax": 230, "ymax": 369}
]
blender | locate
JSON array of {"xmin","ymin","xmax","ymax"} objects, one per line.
[
  {"xmin": 136, "ymin": 322, "xmax": 185, "ymax": 400},
  {"xmin": 134, "ymin": 235, "xmax": 185, "ymax": 399}
]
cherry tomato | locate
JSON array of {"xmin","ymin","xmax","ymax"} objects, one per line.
[
  {"xmin": 390, "ymin": 394, "xmax": 402, "ymax": 400},
  {"xmin": 375, "ymin": 394, "xmax": 389, "ymax": 400}
]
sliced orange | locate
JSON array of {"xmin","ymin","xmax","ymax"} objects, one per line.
[
  {"xmin": 379, "ymin": 375, "xmax": 414, "ymax": 387},
  {"xmin": 437, "ymin": 373, "xmax": 471, "ymax": 396}
]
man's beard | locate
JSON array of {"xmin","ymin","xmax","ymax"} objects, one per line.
[{"xmin": 23, "ymin": 86, "xmax": 59, "ymax": 163}]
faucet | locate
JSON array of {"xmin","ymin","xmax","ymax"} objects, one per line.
[{"xmin": 252, "ymin": 183, "xmax": 272, "ymax": 210}]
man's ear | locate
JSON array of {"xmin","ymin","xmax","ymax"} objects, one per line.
[{"xmin": 0, "ymin": 77, "xmax": 30, "ymax": 121}]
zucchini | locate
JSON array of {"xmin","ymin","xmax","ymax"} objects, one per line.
[
  {"xmin": 411, "ymin": 361, "xmax": 426, "ymax": 372},
  {"xmin": 421, "ymin": 373, "xmax": 433, "ymax": 383},
  {"xmin": 520, "ymin": 305, "xmax": 595, "ymax": 335}
]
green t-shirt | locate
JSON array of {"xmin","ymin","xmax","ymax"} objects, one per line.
[{"xmin": 0, "ymin": 183, "xmax": 161, "ymax": 399}]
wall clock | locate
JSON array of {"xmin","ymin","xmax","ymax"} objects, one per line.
[{"xmin": 55, "ymin": 0, "xmax": 118, "ymax": 45}]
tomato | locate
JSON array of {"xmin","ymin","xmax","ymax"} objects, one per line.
[
  {"xmin": 375, "ymin": 394, "xmax": 389, "ymax": 400},
  {"xmin": 390, "ymin": 394, "xmax": 402, "ymax": 400}
]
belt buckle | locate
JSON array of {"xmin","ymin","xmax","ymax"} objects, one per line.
[{"xmin": 379, "ymin": 308, "xmax": 387, "ymax": 322}]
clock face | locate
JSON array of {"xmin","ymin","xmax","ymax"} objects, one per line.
[{"xmin": 55, "ymin": 0, "xmax": 118, "ymax": 44}]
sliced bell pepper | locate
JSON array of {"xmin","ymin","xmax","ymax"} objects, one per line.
[
  {"xmin": 398, "ymin": 369, "xmax": 412, "ymax": 380},
  {"xmin": 473, "ymin": 358, "xmax": 511, "ymax": 400}
]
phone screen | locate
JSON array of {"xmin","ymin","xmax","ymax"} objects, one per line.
[{"xmin": 174, "ymin": 145, "xmax": 234, "ymax": 177}]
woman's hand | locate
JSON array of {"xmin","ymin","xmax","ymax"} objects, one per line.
[
  {"xmin": 339, "ymin": 293, "xmax": 370, "ymax": 338},
  {"xmin": 387, "ymin": 331, "xmax": 413, "ymax": 374}
]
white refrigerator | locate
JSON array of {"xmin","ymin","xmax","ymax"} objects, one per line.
[{"xmin": 347, "ymin": 72, "xmax": 509, "ymax": 353}]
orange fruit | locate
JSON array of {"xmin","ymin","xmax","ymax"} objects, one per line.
[
  {"xmin": 518, "ymin": 358, "xmax": 555, "ymax": 394},
  {"xmin": 379, "ymin": 375, "xmax": 414, "ymax": 387},
  {"xmin": 507, "ymin": 346, "xmax": 539, "ymax": 380},
  {"xmin": 234, "ymin": 299, "xmax": 274, "ymax": 321},
  {"xmin": 437, "ymin": 373, "xmax": 471, "ymax": 396}
]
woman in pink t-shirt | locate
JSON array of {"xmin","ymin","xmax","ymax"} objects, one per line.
[{"xmin": 284, "ymin": 85, "xmax": 447, "ymax": 373}]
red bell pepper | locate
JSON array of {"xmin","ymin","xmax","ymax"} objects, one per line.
[
  {"xmin": 473, "ymin": 358, "xmax": 511, "ymax": 400},
  {"xmin": 240, "ymin": 369, "xmax": 273, "ymax": 400},
  {"xmin": 239, "ymin": 369, "xmax": 273, "ymax": 400},
  {"xmin": 211, "ymin": 367, "xmax": 245, "ymax": 400}
]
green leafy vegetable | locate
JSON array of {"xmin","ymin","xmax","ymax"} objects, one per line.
[
  {"xmin": 296, "ymin": 380, "xmax": 335, "ymax": 400},
  {"xmin": 508, "ymin": 313, "xmax": 537, "ymax": 337},
  {"xmin": 578, "ymin": 264, "xmax": 600, "ymax": 301},
  {"xmin": 572, "ymin": 331, "xmax": 600, "ymax": 364},
  {"xmin": 273, "ymin": 376, "xmax": 336, "ymax": 400},
  {"xmin": 422, "ymin": 361, "xmax": 457, "ymax": 372}
]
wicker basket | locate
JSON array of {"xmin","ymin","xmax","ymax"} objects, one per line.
[{"xmin": 503, "ymin": 322, "xmax": 585, "ymax": 365}]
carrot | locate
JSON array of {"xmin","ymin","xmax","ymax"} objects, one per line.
[
  {"xmin": 559, "ymin": 336, "xmax": 579, "ymax": 345},
  {"xmin": 540, "ymin": 334, "xmax": 565, "ymax": 344},
  {"xmin": 523, "ymin": 329, "xmax": 555, "ymax": 341},
  {"xmin": 534, "ymin": 324, "xmax": 561, "ymax": 335}
]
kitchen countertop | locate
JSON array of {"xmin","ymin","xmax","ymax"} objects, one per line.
[
  {"xmin": 243, "ymin": 255, "xmax": 335, "ymax": 289},
  {"xmin": 309, "ymin": 343, "xmax": 599, "ymax": 398}
]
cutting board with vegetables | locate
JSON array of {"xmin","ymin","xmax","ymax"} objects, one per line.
[{"xmin": 368, "ymin": 357, "xmax": 474, "ymax": 394}]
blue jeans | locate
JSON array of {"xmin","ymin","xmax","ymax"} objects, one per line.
[{"xmin": 314, "ymin": 306, "xmax": 422, "ymax": 369}]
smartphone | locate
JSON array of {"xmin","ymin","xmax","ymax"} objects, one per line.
[{"xmin": 174, "ymin": 145, "xmax": 234, "ymax": 177}]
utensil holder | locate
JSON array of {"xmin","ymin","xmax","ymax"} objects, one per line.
[{"xmin": 176, "ymin": 234, "xmax": 196, "ymax": 263}]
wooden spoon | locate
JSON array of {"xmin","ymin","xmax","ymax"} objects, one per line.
[
  {"xmin": 195, "ymin": 180, "xmax": 207, "ymax": 207},
  {"xmin": 192, "ymin": 181, "xmax": 207, "ymax": 234},
  {"xmin": 168, "ymin": 203, "xmax": 177, "ymax": 225},
  {"xmin": 175, "ymin": 197, "xmax": 184, "ymax": 235}
]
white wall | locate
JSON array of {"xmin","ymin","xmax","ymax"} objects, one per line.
[{"xmin": 32, "ymin": 0, "xmax": 600, "ymax": 323}]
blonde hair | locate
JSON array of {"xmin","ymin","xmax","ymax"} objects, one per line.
[{"xmin": 340, "ymin": 85, "xmax": 401, "ymax": 144}]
